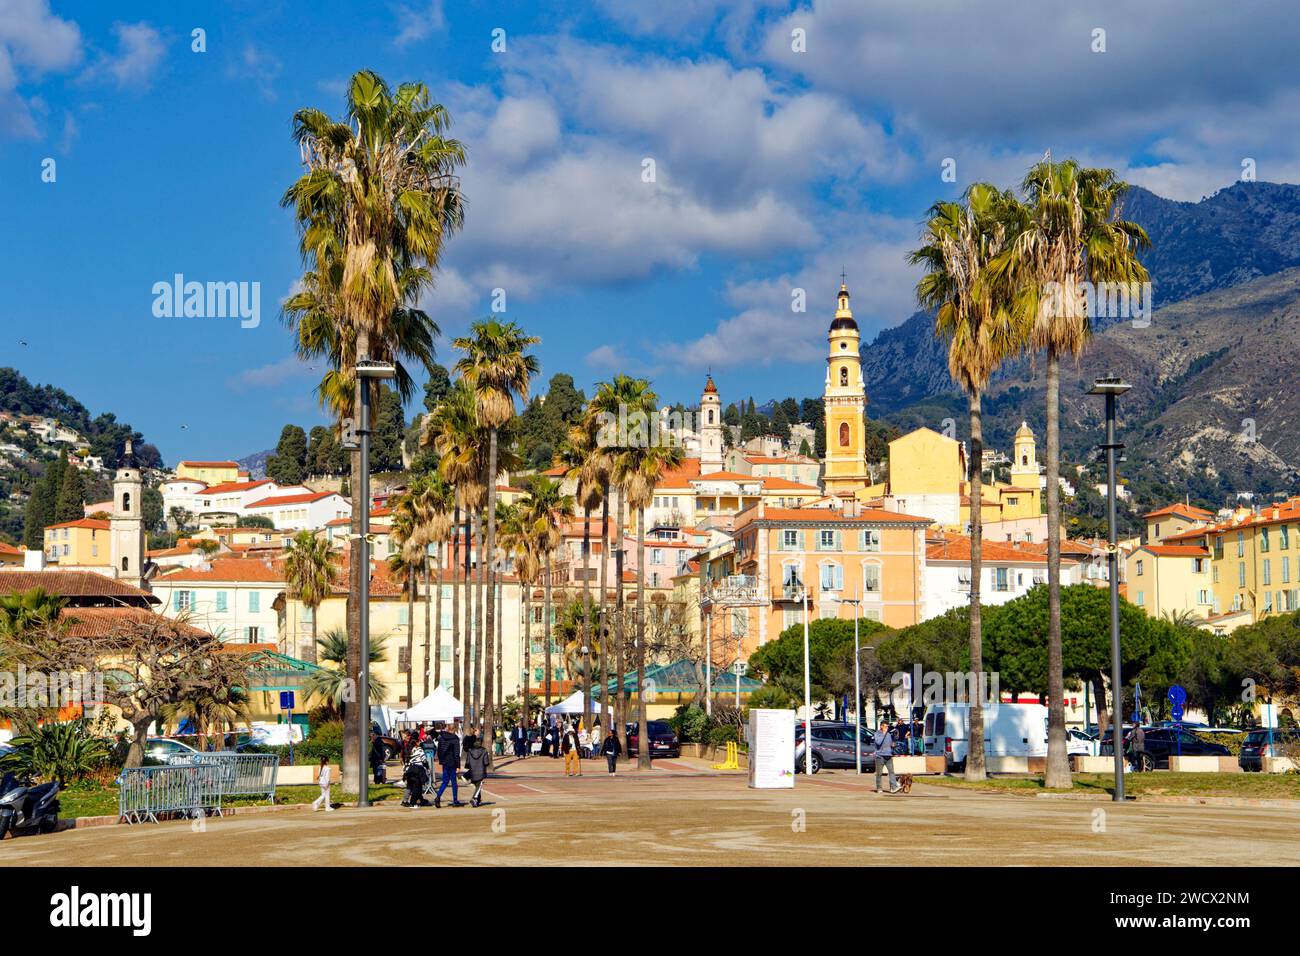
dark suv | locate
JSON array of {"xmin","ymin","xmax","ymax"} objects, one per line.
[
  {"xmin": 794, "ymin": 721, "xmax": 877, "ymax": 773},
  {"xmin": 1239, "ymin": 728, "xmax": 1300, "ymax": 771},
  {"xmin": 1102, "ymin": 726, "xmax": 1229, "ymax": 770},
  {"xmin": 625, "ymin": 720, "xmax": 680, "ymax": 758}
]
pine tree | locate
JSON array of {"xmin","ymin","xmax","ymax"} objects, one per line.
[
  {"xmin": 54, "ymin": 463, "xmax": 86, "ymax": 521},
  {"xmin": 266, "ymin": 424, "xmax": 308, "ymax": 484}
]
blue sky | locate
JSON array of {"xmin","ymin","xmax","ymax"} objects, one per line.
[{"xmin": 4, "ymin": 0, "xmax": 1300, "ymax": 462}]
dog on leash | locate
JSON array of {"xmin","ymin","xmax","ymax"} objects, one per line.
[{"xmin": 895, "ymin": 774, "xmax": 914, "ymax": 794}]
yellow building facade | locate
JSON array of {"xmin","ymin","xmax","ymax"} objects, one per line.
[
  {"xmin": 175, "ymin": 460, "xmax": 243, "ymax": 485},
  {"xmin": 43, "ymin": 518, "xmax": 111, "ymax": 567}
]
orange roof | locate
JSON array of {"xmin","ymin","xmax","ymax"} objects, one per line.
[
  {"xmin": 1141, "ymin": 544, "xmax": 1210, "ymax": 557},
  {"xmin": 653, "ymin": 458, "xmax": 703, "ymax": 490},
  {"xmin": 45, "ymin": 518, "xmax": 110, "ymax": 532},
  {"xmin": 200, "ymin": 479, "xmax": 274, "ymax": 495},
  {"xmin": 757, "ymin": 476, "xmax": 821, "ymax": 491},
  {"xmin": 927, "ymin": 536, "xmax": 1053, "ymax": 564},
  {"xmin": 1144, "ymin": 503, "xmax": 1214, "ymax": 520},
  {"xmin": 161, "ymin": 557, "xmax": 286, "ymax": 583},
  {"xmin": 245, "ymin": 490, "xmax": 340, "ymax": 509},
  {"xmin": 179, "ymin": 460, "xmax": 241, "ymax": 469},
  {"xmin": 0, "ymin": 541, "xmax": 23, "ymax": 555},
  {"xmin": 754, "ymin": 507, "xmax": 931, "ymax": 526},
  {"xmin": 744, "ymin": 454, "xmax": 815, "ymax": 465},
  {"xmin": 0, "ymin": 570, "xmax": 157, "ymax": 603},
  {"xmin": 695, "ymin": 470, "xmax": 759, "ymax": 482},
  {"xmin": 59, "ymin": 607, "xmax": 210, "ymax": 639}
]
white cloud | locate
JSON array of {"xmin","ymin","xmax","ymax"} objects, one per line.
[
  {"xmin": 232, "ymin": 43, "xmax": 282, "ymax": 101},
  {"xmin": 84, "ymin": 21, "xmax": 164, "ymax": 90},
  {"xmin": 393, "ymin": 0, "xmax": 446, "ymax": 47},
  {"xmin": 229, "ymin": 355, "xmax": 318, "ymax": 391},
  {"xmin": 0, "ymin": 0, "xmax": 81, "ymax": 137}
]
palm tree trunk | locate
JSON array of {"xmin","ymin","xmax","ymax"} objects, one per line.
[
  {"xmin": 965, "ymin": 389, "xmax": 987, "ymax": 782},
  {"xmin": 483, "ymin": 428, "xmax": 499, "ymax": 749},
  {"xmin": 451, "ymin": 503, "xmax": 461, "ymax": 701},
  {"xmin": 462, "ymin": 510, "xmax": 473, "ymax": 715},
  {"xmin": 614, "ymin": 488, "xmax": 627, "ymax": 744},
  {"xmin": 523, "ymin": 587, "xmax": 532, "ymax": 735},
  {"xmin": 544, "ymin": 550, "xmax": 554, "ymax": 707},
  {"xmin": 496, "ymin": 581, "xmax": 504, "ymax": 722},
  {"xmin": 309, "ymin": 606, "xmax": 318, "ymax": 666},
  {"xmin": 1044, "ymin": 348, "xmax": 1071, "ymax": 787},
  {"xmin": 582, "ymin": 503, "xmax": 593, "ymax": 729},
  {"xmin": 405, "ymin": 566, "xmax": 415, "ymax": 708},
  {"xmin": 343, "ymin": 439, "xmax": 362, "ymax": 795},
  {"xmin": 475, "ymin": 514, "xmax": 486, "ymax": 727},
  {"xmin": 423, "ymin": 560, "xmax": 431, "ymax": 699},
  {"xmin": 598, "ymin": 488, "xmax": 610, "ymax": 732},
  {"xmin": 433, "ymin": 551, "xmax": 443, "ymax": 692},
  {"xmin": 636, "ymin": 506, "xmax": 650, "ymax": 770}
]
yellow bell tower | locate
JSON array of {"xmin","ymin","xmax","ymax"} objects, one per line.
[{"xmin": 822, "ymin": 280, "xmax": 871, "ymax": 495}]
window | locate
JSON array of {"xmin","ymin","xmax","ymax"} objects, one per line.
[
  {"xmin": 91, "ymin": 544, "xmax": 98, "ymax": 557},
  {"xmin": 820, "ymin": 563, "xmax": 843, "ymax": 591},
  {"xmin": 246, "ymin": 626, "xmax": 260, "ymax": 642},
  {"xmin": 1263, "ymin": 559, "xmax": 1272, "ymax": 586},
  {"xmin": 300, "ymin": 605, "xmax": 313, "ymax": 624},
  {"xmin": 839, "ymin": 367, "xmax": 848, "ymax": 387},
  {"xmin": 174, "ymin": 591, "xmax": 192, "ymax": 611},
  {"xmin": 1261, "ymin": 528, "xmax": 1271, "ymax": 552},
  {"xmin": 398, "ymin": 647, "xmax": 411, "ymax": 673},
  {"xmin": 818, "ymin": 530, "xmax": 839, "ymax": 551},
  {"xmin": 1237, "ymin": 532, "xmax": 1245, "ymax": 558},
  {"xmin": 216, "ymin": 591, "xmax": 228, "ymax": 613},
  {"xmin": 1284, "ymin": 557, "xmax": 1291, "ymax": 583},
  {"xmin": 652, "ymin": 549, "xmax": 664, "ymax": 564},
  {"xmin": 863, "ymin": 564, "xmax": 881, "ymax": 594},
  {"xmin": 861, "ymin": 529, "xmax": 880, "ymax": 552},
  {"xmin": 249, "ymin": 591, "xmax": 261, "ymax": 613},
  {"xmin": 1193, "ymin": 558, "xmax": 1207, "ymax": 573},
  {"xmin": 1135, "ymin": 590, "xmax": 1144, "ymax": 606},
  {"xmin": 732, "ymin": 609, "xmax": 748, "ymax": 636},
  {"xmin": 781, "ymin": 529, "xmax": 800, "ymax": 550},
  {"xmin": 783, "ymin": 606, "xmax": 800, "ymax": 630},
  {"xmin": 1282, "ymin": 525, "xmax": 1291, "ymax": 549},
  {"xmin": 1135, "ymin": 560, "xmax": 1144, "ymax": 576},
  {"xmin": 441, "ymin": 644, "xmax": 451, "ymax": 662},
  {"xmin": 839, "ymin": 422, "xmax": 850, "ymax": 446},
  {"xmin": 1239, "ymin": 562, "xmax": 1247, "ymax": 588},
  {"xmin": 994, "ymin": 567, "xmax": 1010, "ymax": 592},
  {"xmin": 1264, "ymin": 592, "xmax": 1274, "ymax": 613},
  {"xmin": 1198, "ymin": 590, "xmax": 1210, "ymax": 605},
  {"xmin": 782, "ymin": 563, "xmax": 803, "ymax": 589}
]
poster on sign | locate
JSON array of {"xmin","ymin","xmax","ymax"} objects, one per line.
[{"xmin": 748, "ymin": 708, "xmax": 796, "ymax": 789}]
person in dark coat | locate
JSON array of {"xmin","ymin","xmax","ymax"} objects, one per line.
[
  {"xmin": 463, "ymin": 735, "xmax": 491, "ymax": 807},
  {"xmin": 601, "ymin": 727, "xmax": 622, "ymax": 775},
  {"xmin": 433, "ymin": 725, "xmax": 464, "ymax": 808},
  {"xmin": 370, "ymin": 731, "xmax": 387, "ymax": 785},
  {"xmin": 512, "ymin": 722, "xmax": 528, "ymax": 758}
]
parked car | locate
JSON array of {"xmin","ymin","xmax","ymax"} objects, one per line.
[
  {"xmin": 144, "ymin": 737, "xmax": 201, "ymax": 765},
  {"xmin": 624, "ymin": 720, "xmax": 680, "ymax": 758},
  {"xmin": 1067, "ymin": 728, "xmax": 1097, "ymax": 756},
  {"xmin": 1239, "ymin": 728, "xmax": 1300, "ymax": 772},
  {"xmin": 794, "ymin": 721, "xmax": 876, "ymax": 774},
  {"xmin": 1101, "ymin": 726, "xmax": 1229, "ymax": 770}
]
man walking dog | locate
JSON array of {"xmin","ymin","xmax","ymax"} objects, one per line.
[{"xmin": 873, "ymin": 719, "xmax": 900, "ymax": 794}]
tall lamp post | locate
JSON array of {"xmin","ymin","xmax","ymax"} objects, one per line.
[
  {"xmin": 355, "ymin": 358, "xmax": 396, "ymax": 807},
  {"xmin": 1087, "ymin": 376, "xmax": 1131, "ymax": 802},
  {"xmin": 801, "ymin": 585, "xmax": 812, "ymax": 777},
  {"xmin": 841, "ymin": 593, "xmax": 864, "ymax": 774}
]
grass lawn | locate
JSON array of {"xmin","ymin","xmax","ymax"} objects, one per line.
[
  {"xmin": 58, "ymin": 782, "xmax": 408, "ymax": 820},
  {"xmin": 922, "ymin": 772, "xmax": 1300, "ymax": 799}
]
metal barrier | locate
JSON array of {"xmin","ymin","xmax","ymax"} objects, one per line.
[
  {"xmin": 118, "ymin": 754, "xmax": 278, "ymax": 824},
  {"xmin": 190, "ymin": 753, "xmax": 279, "ymax": 801}
]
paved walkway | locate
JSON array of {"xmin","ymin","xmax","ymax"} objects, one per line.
[{"xmin": 5, "ymin": 760, "xmax": 1297, "ymax": 866}]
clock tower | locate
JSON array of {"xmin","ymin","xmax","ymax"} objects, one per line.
[{"xmin": 821, "ymin": 280, "xmax": 871, "ymax": 495}]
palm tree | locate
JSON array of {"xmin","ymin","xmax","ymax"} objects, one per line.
[
  {"xmin": 500, "ymin": 500, "xmax": 539, "ymax": 734},
  {"xmin": 591, "ymin": 375, "xmax": 658, "ymax": 743},
  {"xmin": 283, "ymin": 531, "xmax": 337, "ymax": 664},
  {"xmin": 560, "ymin": 422, "xmax": 607, "ymax": 728},
  {"xmin": 991, "ymin": 156, "xmax": 1149, "ymax": 787},
  {"xmin": 411, "ymin": 472, "xmax": 455, "ymax": 696},
  {"xmin": 305, "ymin": 627, "xmax": 390, "ymax": 712},
  {"xmin": 453, "ymin": 319, "xmax": 540, "ymax": 751},
  {"xmin": 427, "ymin": 381, "xmax": 489, "ymax": 707},
  {"xmin": 166, "ymin": 686, "xmax": 250, "ymax": 753},
  {"xmin": 615, "ymin": 432, "xmax": 683, "ymax": 770},
  {"xmin": 521, "ymin": 476, "xmax": 573, "ymax": 709},
  {"xmin": 387, "ymin": 493, "xmax": 423, "ymax": 707},
  {"xmin": 283, "ymin": 70, "xmax": 465, "ymax": 794},
  {"xmin": 909, "ymin": 183, "xmax": 1023, "ymax": 781}
]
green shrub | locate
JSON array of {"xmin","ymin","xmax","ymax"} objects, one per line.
[
  {"xmin": 746, "ymin": 686, "xmax": 794, "ymax": 711},
  {"xmin": 706, "ymin": 724, "xmax": 739, "ymax": 747},
  {"xmin": 671, "ymin": 705, "xmax": 711, "ymax": 743},
  {"xmin": 0, "ymin": 721, "xmax": 111, "ymax": 785}
]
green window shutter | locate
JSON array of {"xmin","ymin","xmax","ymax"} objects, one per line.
[{"xmin": 216, "ymin": 591, "xmax": 227, "ymax": 613}]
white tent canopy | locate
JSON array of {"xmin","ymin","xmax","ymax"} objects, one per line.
[
  {"xmin": 544, "ymin": 690, "xmax": 613, "ymax": 716},
  {"xmin": 396, "ymin": 687, "xmax": 464, "ymax": 723}
]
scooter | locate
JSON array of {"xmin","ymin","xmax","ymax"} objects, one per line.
[{"xmin": 0, "ymin": 771, "xmax": 61, "ymax": 838}]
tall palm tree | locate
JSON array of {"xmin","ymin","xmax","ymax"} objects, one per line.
[
  {"xmin": 591, "ymin": 375, "xmax": 658, "ymax": 743},
  {"xmin": 283, "ymin": 531, "xmax": 338, "ymax": 664},
  {"xmin": 560, "ymin": 423, "xmax": 607, "ymax": 727},
  {"xmin": 991, "ymin": 156, "xmax": 1149, "ymax": 787},
  {"xmin": 427, "ymin": 381, "xmax": 489, "ymax": 707},
  {"xmin": 453, "ymin": 319, "xmax": 539, "ymax": 750},
  {"xmin": 387, "ymin": 493, "xmax": 424, "ymax": 707},
  {"xmin": 521, "ymin": 476, "xmax": 573, "ymax": 709},
  {"xmin": 283, "ymin": 69, "xmax": 465, "ymax": 794},
  {"xmin": 305, "ymin": 628, "xmax": 390, "ymax": 713},
  {"xmin": 500, "ymin": 501, "xmax": 539, "ymax": 733},
  {"xmin": 616, "ymin": 433, "xmax": 683, "ymax": 770},
  {"xmin": 411, "ymin": 472, "xmax": 455, "ymax": 696},
  {"xmin": 909, "ymin": 183, "xmax": 1023, "ymax": 781}
]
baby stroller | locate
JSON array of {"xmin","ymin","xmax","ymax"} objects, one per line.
[{"xmin": 402, "ymin": 749, "xmax": 430, "ymax": 808}]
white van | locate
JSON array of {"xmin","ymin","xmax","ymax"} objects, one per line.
[{"xmin": 923, "ymin": 703, "xmax": 1049, "ymax": 769}]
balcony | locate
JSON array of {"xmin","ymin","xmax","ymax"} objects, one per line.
[{"xmin": 702, "ymin": 574, "xmax": 765, "ymax": 607}]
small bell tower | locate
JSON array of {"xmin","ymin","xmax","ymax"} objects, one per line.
[{"xmin": 111, "ymin": 440, "xmax": 146, "ymax": 588}]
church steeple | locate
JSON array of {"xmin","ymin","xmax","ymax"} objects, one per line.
[
  {"xmin": 111, "ymin": 440, "xmax": 146, "ymax": 588},
  {"xmin": 699, "ymin": 373, "xmax": 723, "ymax": 473},
  {"xmin": 822, "ymin": 280, "xmax": 870, "ymax": 495}
]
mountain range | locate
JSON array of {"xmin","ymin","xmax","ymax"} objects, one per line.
[{"xmin": 862, "ymin": 181, "xmax": 1300, "ymax": 498}]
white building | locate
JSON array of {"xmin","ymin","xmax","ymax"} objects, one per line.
[
  {"xmin": 244, "ymin": 490, "xmax": 350, "ymax": 530},
  {"xmin": 154, "ymin": 556, "xmax": 286, "ymax": 644},
  {"xmin": 922, "ymin": 533, "xmax": 1084, "ymax": 620}
]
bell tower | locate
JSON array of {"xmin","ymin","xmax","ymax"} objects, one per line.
[
  {"xmin": 699, "ymin": 374, "xmax": 723, "ymax": 473},
  {"xmin": 822, "ymin": 280, "xmax": 871, "ymax": 495},
  {"xmin": 111, "ymin": 440, "xmax": 146, "ymax": 588}
]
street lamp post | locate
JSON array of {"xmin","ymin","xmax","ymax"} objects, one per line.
[
  {"xmin": 801, "ymin": 585, "xmax": 812, "ymax": 777},
  {"xmin": 704, "ymin": 610, "xmax": 712, "ymax": 717},
  {"xmin": 355, "ymin": 358, "xmax": 396, "ymax": 808},
  {"xmin": 841, "ymin": 592, "xmax": 864, "ymax": 774},
  {"xmin": 1088, "ymin": 376, "xmax": 1131, "ymax": 802}
]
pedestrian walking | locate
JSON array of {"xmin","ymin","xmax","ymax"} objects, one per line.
[
  {"xmin": 463, "ymin": 734, "xmax": 490, "ymax": 807},
  {"xmin": 873, "ymin": 720, "xmax": 899, "ymax": 794},
  {"xmin": 311, "ymin": 756, "xmax": 334, "ymax": 811},
  {"xmin": 601, "ymin": 726, "xmax": 622, "ymax": 776},
  {"xmin": 370, "ymin": 730, "xmax": 387, "ymax": 785},
  {"xmin": 512, "ymin": 721, "xmax": 527, "ymax": 758},
  {"xmin": 433, "ymin": 723, "xmax": 464, "ymax": 808},
  {"xmin": 562, "ymin": 723, "xmax": 582, "ymax": 776}
]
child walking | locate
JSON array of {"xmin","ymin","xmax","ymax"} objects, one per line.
[{"xmin": 311, "ymin": 756, "xmax": 334, "ymax": 811}]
